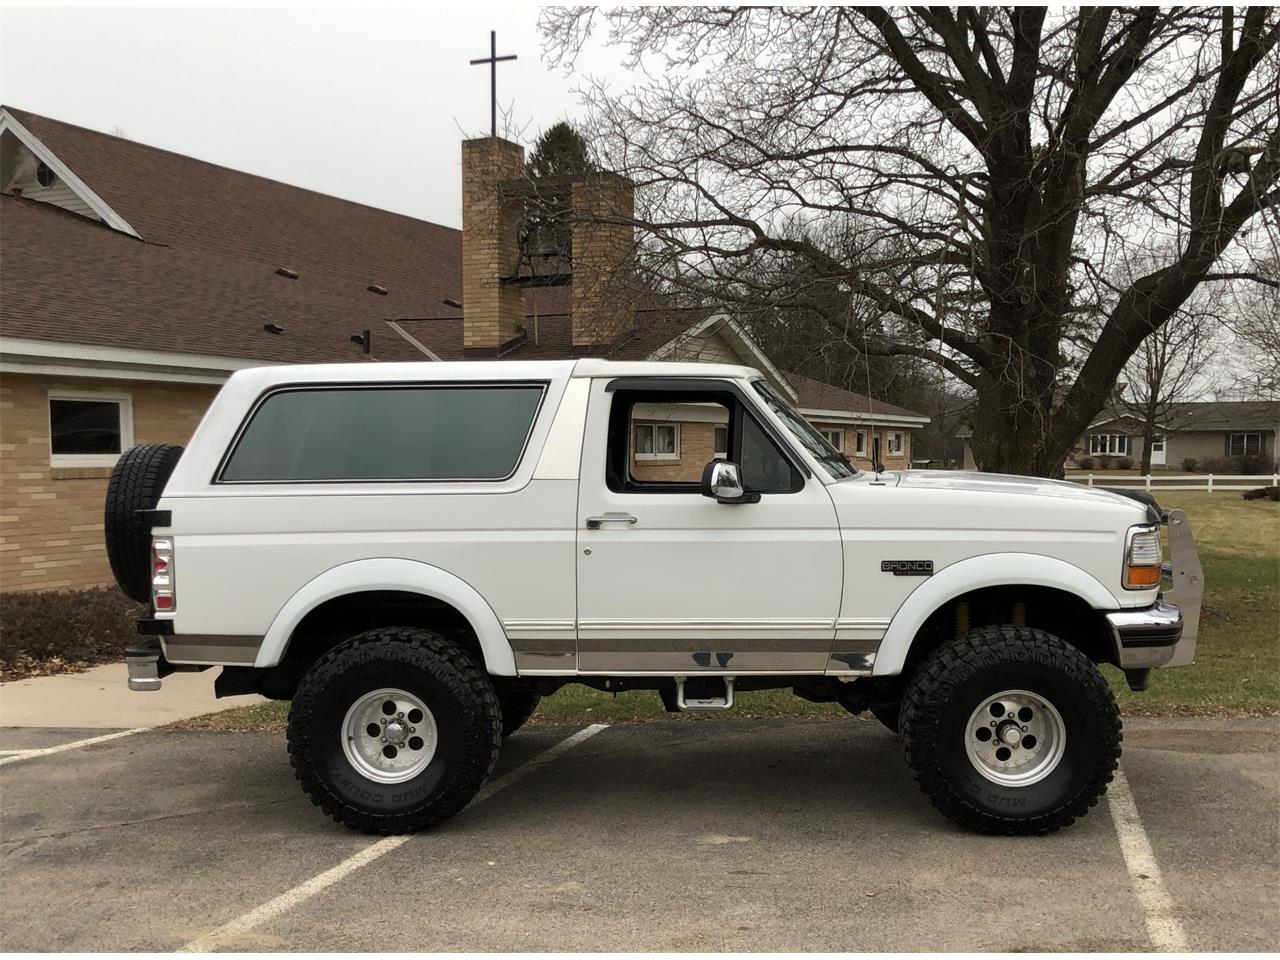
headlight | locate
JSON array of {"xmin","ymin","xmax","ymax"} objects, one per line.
[{"xmin": 1124, "ymin": 526, "xmax": 1162, "ymax": 589}]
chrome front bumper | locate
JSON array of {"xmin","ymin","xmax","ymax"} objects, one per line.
[{"xmin": 1106, "ymin": 508, "xmax": 1203, "ymax": 670}]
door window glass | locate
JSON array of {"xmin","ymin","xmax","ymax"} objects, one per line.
[
  {"xmin": 607, "ymin": 389, "xmax": 802, "ymax": 494},
  {"xmin": 624, "ymin": 399, "xmax": 726, "ymax": 485}
]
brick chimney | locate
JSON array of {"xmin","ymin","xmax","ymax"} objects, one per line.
[
  {"xmin": 461, "ymin": 137, "xmax": 526, "ymax": 353},
  {"xmin": 570, "ymin": 172, "xmax": 636, "ymax": 348}
]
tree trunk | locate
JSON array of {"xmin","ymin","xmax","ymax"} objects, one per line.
[
  {"xmin": 968, "ymin": 371, "xmax": 1068, "ymax": 477},
  {"xmin": 1140, "ymin": 420, "xmax": 1155, "ymax": 475}
]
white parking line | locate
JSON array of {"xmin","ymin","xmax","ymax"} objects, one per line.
[
  {"xmin": 0, "ymin": 728, "xmax": 149, "ymax": 767},
  {"xmin": 178, "ymin": 722, "xmax": 609, "ymax": 953},
  {"xmin": 1108, "ymin": 764, "xmax": 1189, "ymax": 952}
]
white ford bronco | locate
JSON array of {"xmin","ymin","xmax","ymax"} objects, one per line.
[{"xmin": 105, "ymin": 359, "xmax": 1202, "ymax": 836}]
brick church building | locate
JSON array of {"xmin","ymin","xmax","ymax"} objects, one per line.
[{"xmin": 0, "ymin": 105, "xmax": 927, "ymax": 593}]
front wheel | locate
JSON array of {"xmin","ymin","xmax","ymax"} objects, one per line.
[
  {"xmin": 899, "ymin": 625, "xmax": 1121, "ymax": 835},
  {"xmin": 287, "ymin": 628, "xmax": 502, "ymax": 834}
]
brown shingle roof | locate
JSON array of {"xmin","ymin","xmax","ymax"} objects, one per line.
[
  {"xmin": 2, "ymin": 107, "xmax": 900, "ymax": 415},
  {"xmin": 1088, "ymin": 399, "xmax": 1279, "ymax": 433},
  {"xmin": 785, "ymin": 371, "xmax": 926, "ymax": 420},
  {"xmin": 1, "ymin": 105, "xmax": 458, "ymax": 364},
  {"xmin": 2, "ymin": 107, "xmax": 721, "ymax": 369}
]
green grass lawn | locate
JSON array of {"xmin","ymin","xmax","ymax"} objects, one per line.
[
  {"xmin": 174, "ymin": 489, "xmax": 1278, "ymax": 731},
  {"xmin": 1107, "ymin": 491, "xmax": 1279, "ymax": 716}
]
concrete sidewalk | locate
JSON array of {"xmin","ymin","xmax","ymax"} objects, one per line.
[{"xmin": 0, "ymin": 662, "xmax": 263, "ymax": 728}]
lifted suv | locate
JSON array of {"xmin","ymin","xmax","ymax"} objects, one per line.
[{"xmin": 106, "ymin": 359, "xmax": 1202, "ymax": 835}]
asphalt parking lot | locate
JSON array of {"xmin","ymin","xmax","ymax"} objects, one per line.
[{"xmin": 1, "ymin": 716, "xmax": 1276, "ymax": 952}]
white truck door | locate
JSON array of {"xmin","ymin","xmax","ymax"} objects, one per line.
[{"xmin": 575, "ymin": 376, "xmax": 843, "ymax": 674}]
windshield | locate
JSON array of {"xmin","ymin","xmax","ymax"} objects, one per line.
[{"xmin": 752, "ymin": 380, "xmax": 859, "ymax": 480}]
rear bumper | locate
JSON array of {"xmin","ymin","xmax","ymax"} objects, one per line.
[
  {"xmin": 1106, "ymin": 507, "xmax": 1203, "ymax": 670},
  {"xmin": 125, "ymin": 641, "xmax": 167, "ymax": 692},
  {"xmin": 125, "ymin": 640, "xmax": 209, "ymax": 692}
]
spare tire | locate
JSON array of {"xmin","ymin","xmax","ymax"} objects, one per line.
[{"xmin": 104, "ymin": 443, "xmax": 183, "ymax": 602}]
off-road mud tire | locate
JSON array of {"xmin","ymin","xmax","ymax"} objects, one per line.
[
  {"xmin": 287, "ymin": 628, "xmax": 502, "ymax": 834},
  {"xmin": 899, "ymin": 625, "xmax": 1121, "ymax": 835}
]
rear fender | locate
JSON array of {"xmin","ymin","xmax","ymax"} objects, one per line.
[{"xmin": 256, "ymin": 558, "xmax": 516, "ymax": 675}]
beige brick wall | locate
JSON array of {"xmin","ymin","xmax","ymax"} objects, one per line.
[
  {"xmin": 0, "ymin": 372, "xmax": 218, "ymax": 593},
  {"xmin": 630, "ymin": 420, "xmax": 719, "ymax": 482},
  {"xmin": 461, "ymin": 137, "xmax": 526, "ymax": 351},
  {"xmin": 571, "ymin": 174, "xmax": 635, "ymax": 347},
  {"xmin": 811, "ymin": 421, "xmax": 913, "ymax": 471}
]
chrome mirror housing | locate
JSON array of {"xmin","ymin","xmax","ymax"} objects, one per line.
[{"xmin": 701, "ymin": 460, "xmax": 759, "ymax": 504}]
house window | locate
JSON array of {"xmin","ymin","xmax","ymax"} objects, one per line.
[
  {"xmin": 48, "ymin": 391, "xmax": 133, "ymax": 467},
  {"xmin": 634, "ymin": 422, "xmax": 679, "ymax": 460},
  {"xmin": 36, "ymin": 160, "xmax": 56, "ymax": 188},
  {"xmin": 1229, "ymin": 432, "xmax": 1262, "ymax": 457},
  {"xmin": 819, "ymin": 428, "xmax": 844, "ymax": 452},
  {"xmin": 888, "ymin": 431, "xmax": 904, "ymax": 454},
  {"xmin": 854, "ymin": 430, "xmax": 867, "ymax": 455},
  {"xmin": 1089, "ymin": 433, "xmax": 1131, "ymax": 456},
  {"xmin": 1150, "ymin": 435, "xmax": 1165, "ymax": 452},
  {"xmin": 713, "ymin": 425, "xmax": 728, "ymax": 459}
]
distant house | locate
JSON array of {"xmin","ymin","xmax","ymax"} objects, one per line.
[
  {"xmin": 0, "ymin": 107, "xmax": 928, "ymax": 593},
  {"xmin": 784, "ymin": 373, "xmax": 930, "ymax": 471},
  {"xmin": 1068, "ymin": 400, "xmax": 1279, "ymax": 470}
]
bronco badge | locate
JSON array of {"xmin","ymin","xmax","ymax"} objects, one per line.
[{"xmin": 881, "ymin": 560, "xmax": 934, "ymax": 576}]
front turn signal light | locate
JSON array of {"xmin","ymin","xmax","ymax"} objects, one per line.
[{"xmin": 1124, "ymin": 527, "xmax": 1162, "ymax": 590}]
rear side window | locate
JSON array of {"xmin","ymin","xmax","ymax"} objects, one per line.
[{"xmin": 219, "ymin": 384, "xmax": 546, "ymax": 483}]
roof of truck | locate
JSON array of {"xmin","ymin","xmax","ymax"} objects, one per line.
[{"xmin": 225, "ymin": 357, "xmax": 764, "ymax": 386}]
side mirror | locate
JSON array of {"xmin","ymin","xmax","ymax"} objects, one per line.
[{"xmin": 701, "ymin": 460, "xmax": 760, "ymax": 504}]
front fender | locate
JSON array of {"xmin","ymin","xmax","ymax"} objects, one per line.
[
  {"xmin": 871, "ymin": 553, "xmax": 1119, "ymax": 677},
  {"xmin": 255, "ymin": 558, "xmax": 516, "ymax": 675}
]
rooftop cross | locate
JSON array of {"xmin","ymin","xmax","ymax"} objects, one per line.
[{"xmin": 469, "ymin": 30, "xmax": 518, "ymax": 139}]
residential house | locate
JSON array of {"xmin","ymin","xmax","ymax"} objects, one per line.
[
  {"xmin": 955, "ymin": 397, "xmax": 1278, "ymax": 473},
  {"xmin": 0, "ymin": 107, "xmax": 927, "ymax": 592},
  {"xmin": 1068, "ymin": 400, "xmax": 1279, "ymax": 470}
]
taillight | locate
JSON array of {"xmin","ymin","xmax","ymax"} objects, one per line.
[{"xmin": 152, "ymin": 538, "xmax": 175, "ymax": 612}]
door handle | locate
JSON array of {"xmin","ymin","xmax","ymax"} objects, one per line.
[{"xmin": 586, "ymin": 513, "xmax": 638, "ymax": 530}]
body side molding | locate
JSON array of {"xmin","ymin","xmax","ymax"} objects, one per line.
[
  {"xmin": 256, "ymin": 557, "xmax": 517, "ymax": 675},
  {"xmin": 871, "ymin": 553, "xmax": 1120, "ymax": 677}
]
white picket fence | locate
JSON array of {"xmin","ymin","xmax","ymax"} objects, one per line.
[{"xmin": 1071, "ymin": 473, "xmax": 1279, "ymax": 492}]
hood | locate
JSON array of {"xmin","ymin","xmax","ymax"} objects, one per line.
[{"xmin": 888, "ymin": 469, "xmax": 1150, "ymax": 512}]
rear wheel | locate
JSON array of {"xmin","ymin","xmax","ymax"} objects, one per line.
[
  {"xmin": 287, "ymin": 627, "xmax": 502, "ymax": 834},
  {"xmin": 899, "ymin": 625, "xmax": 1121, "ymax": 835}
]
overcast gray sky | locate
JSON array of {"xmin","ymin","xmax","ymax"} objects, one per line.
[{"xmin": 0, "ymin": 5, "xmax": 621, "ymax": 228}]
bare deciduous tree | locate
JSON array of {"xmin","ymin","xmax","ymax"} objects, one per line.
[
  {"xmin": 541, "ymin": 6, "xmax": 1280, "ymax": 475},
  {"xmin": 1124, "ymin": 308, "xmax": 1218, "ymax": 473},
  {"xmin": 1221, "ymin": 258, "xmax": 1280, "ymax": 398}
]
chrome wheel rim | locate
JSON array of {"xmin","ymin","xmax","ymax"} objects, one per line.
[
  {"xmin": 341, "ymin": 687, "xmax": 438, "ymax": 784},
  {"xmin": 964, "ymin": 689, "xmax": 1066, "ymax": 787}
]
